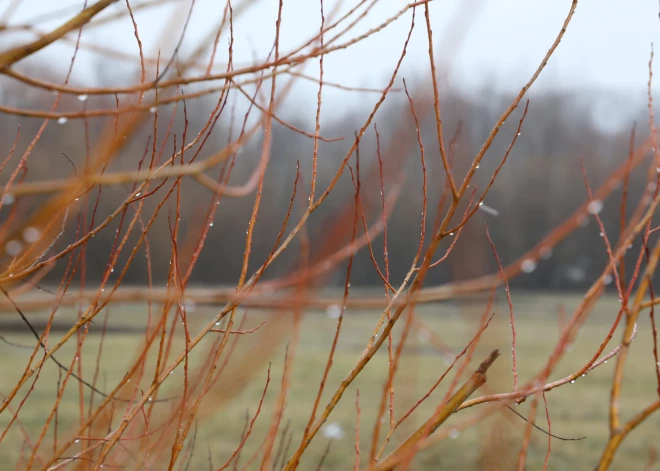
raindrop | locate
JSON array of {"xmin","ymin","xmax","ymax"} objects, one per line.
[
  {"xmin": 587, "ymin": 199, "xmax": 603, "ymax": 215},
  {"xmin": 148, "ymin": 396, "xmax": 153, "ymax": 402},
  {"xmin": 520, "ymin": 259, "xmax": 537, "ymax": 274},
  {"xmin": 449, "ymin": 232, "xmax": 454, "ymax": 236},
  {"xmin": 22, "ymin": 226, "xmax": 41, "ymax": 243},
  {"xmin": 215, "ymin": 321, "xmax": 221, "ymax": 326},
  {"xmin": 603, "ymin": 274, "xmax": 613, "ymax": 285},
  {"xmin": 476, "ymin": 164, "xmax": 480, "ymax": 169},
  {"xmin": 442, "ymin": 354, "xmax": 455, "ymax": 366},
  {"xmin": 321, "ymin": 422, "xmax": 344, "ymax": 440},
  {"xmin": 449, "ymin": 429, "xmax": 460, "ymax": 439},
  {"xmin": 183, "ymin": 298, "xmax": 196, "ymax": 313},
  {"xmin": 74, "ymin": 439, "xmax": 80, "ymax": 443},
  {"xmin": 570, "ymin": 380, "xmax": 576, "ymax": 384},
  {"xmin": 57, "ymin": 117, "xmax": 68, "ymax": 125},
  {"xmin": 478, "ymin": 203, "xmax": 499, "ymax": 217},
  {"xmin": 326, "ymin": 304, "xmax": 342, "ymax": 319},
  {"xmin": 2, "ymin": 194, "xmax": 15, "ymax": 205},
  {"xmin": 5, "ymin": 240, "xmax": 22, "ymax": 256},
  {"xmin": 209, "ymin": 222, "xmax": 214, "ymax": 227},
  {"xmin": 517, "ymin": 132, "xmax": 521, "ymax": 136},
  {"xmin": 77, "ymin": 94, "xmax": 88, "ymax": 102},
  {"xmin": 599, "ymin": 232, "xmax": 604, "ymax": 237},
  {"xmin": 149, "ymin": 106, "xmax": 157, "ymax": 113}
]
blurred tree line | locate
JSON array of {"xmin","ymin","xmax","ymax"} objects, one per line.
[{"xmin": 0, "ymin": 70, "xmax": 655, "ymax": 292}]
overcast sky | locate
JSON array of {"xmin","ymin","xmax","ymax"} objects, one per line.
[{"xmin": 4, "ymin": 0, "xmax": 660, "ymax": 129}]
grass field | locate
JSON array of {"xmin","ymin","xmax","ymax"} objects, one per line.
[{"xmin": 1, "ymin": 291, "xmax": 659, "ymax": 470}]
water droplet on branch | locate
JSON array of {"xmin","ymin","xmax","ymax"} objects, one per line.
[{"xmin": 587, "ymin": 199, "xmax": 603, "ymax": 215}]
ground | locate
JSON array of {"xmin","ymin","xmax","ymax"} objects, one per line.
[{"xmin": 1, "ymin": 291, "xmax": 659, "ymax": 470}]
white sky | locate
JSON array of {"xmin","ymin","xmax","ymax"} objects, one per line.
[{"xmin": 3, "ymin": 0, "xmax": 660, "ymax": 129}]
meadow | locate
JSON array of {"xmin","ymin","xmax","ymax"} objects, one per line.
[{"xmin": 2, "ymin": 291, "xmax": 658, "ymax": 470}]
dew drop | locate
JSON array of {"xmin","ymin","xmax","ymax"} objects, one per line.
[
  {"xmin": 449, "ymin": 429, "xmax": 460, "ymax": 439},
  {"xmin": 77, "ymin": 94, "xmax": 88, "ymax": 102},
  {"xmin": 603, "ymin": 274, "xmax": 613, "ymax": 285},
  {"xmin": 570, "ymin": 380, "xmax": 576, "ymax": 384},
  {"xmin": 57, "ymin": 117, "xmax": 68, "ymax": 124},
  {"xmin": 478, "ymin": 203, "xmax": 499, "ymax": 217},
  {"xmin": 2, "ymin": 194, "xmax": 15, "ymax": 205},
  {"xmin": 209, "ymin": 222, "xmax": 214, "ymax": 227},
  {"xmin": 520, "ymin": 259, "xmax": 537, "ymax": 274},
  {"xmin": 587, "ymin": 199, "xmax": 603, "ymax": 215},
  {"xmin": 5, "ymin": 240, "xmax": 23, "ymax": 256},
  {"xmin": 22, "ymin": 226, "xmax": 41, "ymax": 243},
  {"xmin": 74, "ymin": 439, "xmax": 80, "ymax": 443},
  {"xmin": 326, "ymin": 304, "xmax": 341, "ymax": 319},
  {"xmin": 321, "ymin": 422, "xmax": 344, "ymax": 440},
  {"xmin": 149, "ymin": 106, "xmax": 157, "ymax": 113}
]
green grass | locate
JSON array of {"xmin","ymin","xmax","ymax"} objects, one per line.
[{"xmin": 1, "ymin": 292, "xmax": 659, "ymax": 470}]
